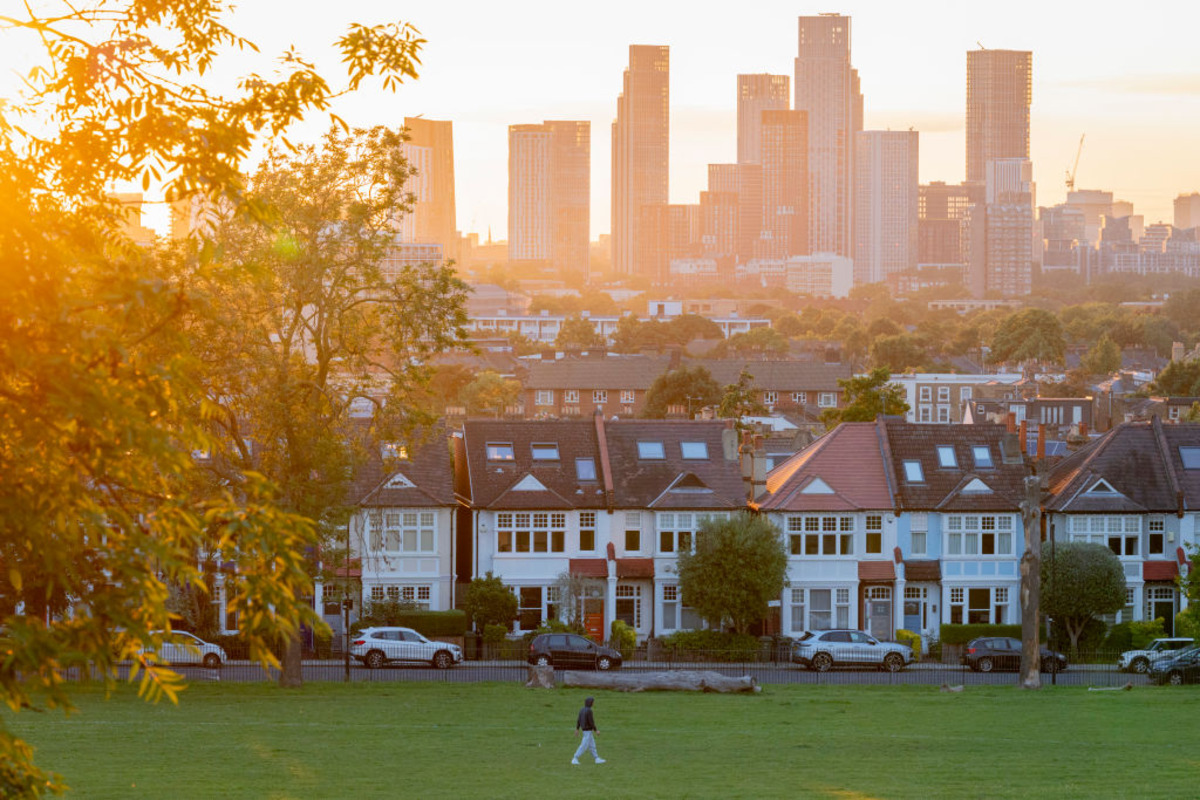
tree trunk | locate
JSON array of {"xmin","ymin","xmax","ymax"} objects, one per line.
[
  {"xmin": 278, "ymin": 633, "xmax": 303, "ymax": 688},
  {"xmin": 560, "ymin": 670, "xmax": 759, "ymax": 693},
  {"xmin": 1019, "ymin": 475, "xmax": 1042, "ymax": 690}
]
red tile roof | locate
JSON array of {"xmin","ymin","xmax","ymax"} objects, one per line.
[
  {"xmin": 1143, "ymin": 560, "xmax": 1179, "ymax": 581},
  {"xmin": 617, "ymin": 558, "xmax": 654, "ymax": 579},
  {"xmin": 568, "ymin": 558, "xmax": 608, "ymax": 578},
  {"xmin": 859, "ymin": 561, "xmax": 896, "ymax": 581},
  {"xmin": 758, "ymin": 422, "xmax": 893, "ymax": 512}
]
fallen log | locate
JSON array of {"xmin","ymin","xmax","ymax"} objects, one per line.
[
  {"xmin": 525, "ymin": 665, "xmax": 556, "ymax": 689},
  {"xmin": 560, "ymin": 669, "xmax": 760, "ymax": 693}
]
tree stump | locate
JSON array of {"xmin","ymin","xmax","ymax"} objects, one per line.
[
  {"xmin": 525, "ymin": 665, "xmax": 556, "ymax": 689},
  {"xmin": 561, "ymin": 670, "xmax": 759, "ymax": 693}
]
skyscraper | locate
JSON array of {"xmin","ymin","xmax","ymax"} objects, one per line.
[
  {"xmin": 794, "ymin": 14, "xmax": 860, "ymax": 258},
  {"xmin": 400, "ymin": 117, "xmax": 457, "ymax": 257},
  {"xmin": 965, "ymin": 50, "xmax": 1032, "ymax": 185},
  {"xmin": 854, "ymin": 130, "xmax": 919, "ymax": 286},
  {"xmin": 758, "ymin": 110, "xmax": 809, "ymax": 260},
  {"xmin": 612, "ymin": 45, "xmax": 669, "ymax": 278},
  {"xmin": 737, "ymin": 74, "xmax": 790, "ymax": 166},
  {"xmin": 968, "ymin": 158, "xmax": 1035, "ymax": 297},
  {"xmin": 508, "ymin": 121, "xmax": 590, "ymax": 279},
  {"xmin": 1175, "ymin": 192, "xmax": 1200, "ymax": 231}
]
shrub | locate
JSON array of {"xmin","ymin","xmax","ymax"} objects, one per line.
[
  {"xmin": 1129, "ymin": 618, "xmax": 1167, "ymax": 650},
  {"xmin": 1102, "ymin": 622, "xmax": 1133, "ymax": 654},
  {"xmin": 895, "ymin": 629, "xmax": 922, "ymax": 655},
  {"xmin": 660, "ymin": 630, "xmax": 760, "ymax": 662},
  {"xmin": 939, "ymin": 624, "xmax": 1022, "ymax": 646},
  {"xmin": 1176, "ymin": 609, "xmax": 1200, "ymax": 641},
  {"xmin": 482, "ymin": 624, "xmax": 508, "ymax": 645},
  {"xmin": 350, "ymin": 609, "xmax": 467, "ymax": 638},
  {"xmin": 314, "ymin": 629, "xmax": 333, "ymax": 659},
  {"xmin": 610, "ymin": 620, "xmax": 636, "ymax": 657},
  {"xmin": 1049, "ymin": 616, "xmax": 1107, "ymax": 657}
]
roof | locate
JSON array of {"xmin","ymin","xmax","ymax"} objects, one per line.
[
  {"xmin": 567, "ymin": 557, "xmax": 654, "ymax": 579},
  {"xmin": 604, "ymin": 420, "xmax": 745, "ymax": 511},
  {"xmin": 904, "ymin": 560, "xmax": 942, "ymax": 582},
  {"xmin": 525, "ymin": 355, "xmax": 673, "ymax": 390},
  {"xmin": 1045, "ymin": 419, "xmax": 1200, "ymax": 513},
  {"xmin": 758, "ymin": 423, "xmax": 893, "ymax": 511},
  {"xmin": 686, "ymin": 359, "xmax": 850, "ymax": 391},
  {"xmin": 859, "ymin": 561, "xmax": 896, "ymax": 581},
  {"xmin": 883, "ymin": 420, "xmax": 1030, "ymax": 512},
  {"xmin": 1144, "ymin": 561, "xmax": 1179, "ymax": 581},
  {"xmin": 351, "ymin": 423, "xmax": 456, "ymax": 509}
]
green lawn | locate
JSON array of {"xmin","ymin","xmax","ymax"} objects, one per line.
[{"xmin": 7, "ymin": 681, "xmax": 1200, "ymax": 799}]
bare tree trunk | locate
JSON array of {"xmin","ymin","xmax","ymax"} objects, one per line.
[
  {"xmin": 279, "ymin": 633, "xmax": 303, "ymax": 688},
  {"xmin": 1019, "ymin": 476, "xmax": 1042, "ymax": 690}
]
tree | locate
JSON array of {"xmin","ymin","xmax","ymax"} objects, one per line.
[
  {"xmin": 990, "ymin": 309, "xmax": 1066, "ymax": 366},
  {"xmin": 460, "ymin": 371, "xmax": 522, "ymax": 417},
  {"xmin": 821, "ymin": 367, "xmax": 909, "ymax": 428},
  {"xmin": 1153, "ymin": 360, "xmax": 1200, "ymax": 396},
  {"xmin": 676, "ymin": 513, "xmax": 788, "ymax": 634},
  {"xmin": 718, "ymin": 367, "xmax": 767, "ymax": 420},
  {"xmin": 1041, "ymin": 542, "xmax": 1126, "ymax": 655},
  {"xmin": 869, "ymin": 334, "xmax": 927, "ymax": 373},
  {"xmin": 1081, "ymin": 334, "xmax": 1122, "ymax": 376},
  {"xmin": 1, "ymin": 0, "xmax": 429, "ymax": 790},
  {"xmin": 642, "ymin": 366, "xmax": 722, "ymax": 418},
  {"xmin": 556, "ymin": 314, "xmax": 602, "ymax": 349},
  {"xmin": 462, "ymin": 572, "xmax": 518, "ymax": 632},
  {"xmin": 715, "ymin": 326, "xmax": 789, "ymax": 358}
]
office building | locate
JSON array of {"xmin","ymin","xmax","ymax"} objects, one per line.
[
  {"xmin": 508, "ymin": 121, "xmax": 590, "ymax": 279},
  {"xmin": 977, "ymin": 158, "xmax": 1035, "ymax": 297},
  {"xmin": 400, "ymin": 117, "xmax": 457, "ymax": 258},
  {"xmin": 854, "ymin": 130, "xmax": 919, "ymax": 286},
  {"xmin": 757, "ymin": 110, "xmax": 809, "ymax": 260},
  {"xmin": 1176, "ymin": 192, "xmax": 1200, "ymax": 231},
  {"xmin": 737, "ymin": 74, "xmax": 790, "ymax": 166}
]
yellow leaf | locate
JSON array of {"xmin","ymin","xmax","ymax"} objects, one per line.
[{"xmin": 8, "ymin": 569, "xmax": 21, "ymax": 592}]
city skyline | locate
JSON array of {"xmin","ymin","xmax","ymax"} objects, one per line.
[{"xmin": 4, "ymin": 1, "xmax": 1198, "ymax": 237}]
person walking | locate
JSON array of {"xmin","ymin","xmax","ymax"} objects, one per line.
[{"xmin": 572, "ymin": 696, "xmax": 605, "ymax": 765}]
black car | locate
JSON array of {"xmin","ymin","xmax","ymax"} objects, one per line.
[
  {"xmin": 527, "ymin": 633, "xmax": 622, "ymax": 671},
  {"xmin": 1148, "ymin": 647, "xmax": 1200, "ymax": 685},
  {"xmin": 961, "ymin": 637, "xmax": 1067, "ymax": 673}
]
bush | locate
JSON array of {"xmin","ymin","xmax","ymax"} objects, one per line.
[
  {"xmin": 350, "ymin": 609, "xmax": 467, "ymax": 638},
  {"xmin": 1129, "ymin": 618, "xmax": 1167, "ymax": 649},
  {"xmin": 482, "ymin": 624, "xmax": 508, "ymax": 645},
  {"xmin": 660, "ymin": 630, "xmax": 760, "ymax": 662},
  {"xmin": 314, "ymin": 629, "xmax": 333, "ymax": 659},
  {"xmin": 895, "ymin": 629, "xmax": 922, "ymax": 655},
  {"xmin": 939, "ymin": 624, "xmax": 1022, "ymax": 646},
  {"xmin": 1176, "ymin": 609, "xmax": 1200, "ymax": 641},
  {"xmin": 610, "ymin": 620, "xmax": 636, "ymax": 657},
  {"xmin": 1102, "ymin": 622, "xmax": 1133, "ymax": 654},
  {"xmin": 1048, "ymin": 616, "xmax": 1107, "ymax": 657}
]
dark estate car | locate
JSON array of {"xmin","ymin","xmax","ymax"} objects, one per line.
[
  {"xmin": 527, "ymin": 633, "xmax": 622, "ymax": 671},
  {"xmin": 1148, "ymin": 647, "xmax": 1200, "ymax": 685},
  {"xmin": 961, "ymin": 637, "xmax": 1067, "ymax": 673}
]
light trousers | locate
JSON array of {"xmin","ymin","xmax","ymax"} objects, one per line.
[{"xmin": 574, "ymin": 731, "xmax": 599, "ymax": 761}]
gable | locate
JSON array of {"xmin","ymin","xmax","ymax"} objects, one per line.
[
  {"xmin": 961, "ymin": 478, "xmax": 992, "ymax": 494},
  {"xmin": 384, "ymin": 472, "xmax": 415, "ymax": 489},
  {"xmin": 510, "ymin": 474, "xmax": 550, "ymax": 492},
  {"xmin": 1085, "ymin": 478, "xmax": 1119, "ymax": 496},
  {"xmin": 800, "ymin": 477, "xmax": 835, "ymax": 495}
]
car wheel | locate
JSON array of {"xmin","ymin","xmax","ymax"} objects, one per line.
[
  {"xmin": 202, "ymin": 653, "xmax": 221, "ymax": 669},
  {"xmin": 812, "ymin": 653, "xmax": 833, "ymax": 672},
  {"xmin": 1169, "ymin": 671, "xmax": 1184, "ymax": 686},
  {"xmin": 1132, "ymin": 658, "xmax": 1150, "ymax": 674},
  {"xmin": 882, "ymin": 653, "xmax": 903, "ymax": 673},
  {"xmin": 977, "ymin": 657, "xmax": 994, "ymax": 673},
  {"xmin": 365, "ymin": 650, "xmax": 386, "ymax": 669},
  {"xmin": 432, "ymin": 651, "xmax": 452, "ymax": 670},
  {"xmin": 597, "ymin": 656, "xmax": 613, "ymax": 671}
]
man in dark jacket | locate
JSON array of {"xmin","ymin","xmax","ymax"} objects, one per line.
[{"xmin": 572, "ymin": 696, "xmax": 605, "ymax": 765}]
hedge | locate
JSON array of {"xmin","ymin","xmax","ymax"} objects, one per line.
[
  {"xmin": 939, "ymin": 624, "xmax": 1022, "ymax": 646},
  {"xmin": 658, "ymin": 630, "xmax": 761, "ymax": 661},
  {"xmin": 352, "ymin": 610, "xmax": 468, "ymax": 638}
]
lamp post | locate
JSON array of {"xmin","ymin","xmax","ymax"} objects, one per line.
[{"xmin": 1049, "ymin": 521, "xmax": 1057, "ymax": 686}]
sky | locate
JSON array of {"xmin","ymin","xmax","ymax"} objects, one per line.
[{"xmin": 5, "ymin": 1, "xmax": 1200, "ymax": 237}]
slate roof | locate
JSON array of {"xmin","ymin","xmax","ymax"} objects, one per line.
[
  {"xmin": 1044, "ymin": 419, "xmax": 1200, "ymax": 513},
  {"xmin": 461, "ymin": 419, "xmax": 607, "ymax": 510},
  {"xmin": 686, "ymin": 359, "xmax": 850, "ymax": 391},
  {"xmin": 883, "ymin": 420, "xmax": 1029, "ymax": 512},
  {"xmin": 525, "ymin": 355, "xmax": 674, "ymax": 390},
  {"xmin": 757, "ymin": 422, "xmax": 894, "ymax": 511},
  {"xmin": 351, "ymin": 423, "xmax": 456, "ymax": 508},
  {"xmin": 603, "ymin": 420, "xmax": 745, "ymax": 510}
]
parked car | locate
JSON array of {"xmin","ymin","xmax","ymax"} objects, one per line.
[
  {"xmin": 527, "ymin": 633, "xmax": 622, "ymax": 671},
  {"xmin": 961, "ymin": 637, "xmax": 1066, "ymax": 673},
  {"xmin": 1148, "ymin": 647, "xmax": 1200, "ymax": 685},
  {"xmin": 1118, "ymin": 638, "xmax": 1194, "ymax": 674},
  {"xmin": 351, "ymin": 627, "xmax": 462, "ymax": 669},
  {"xmin": 791, "ymin": 630, "xmax": 913, "ymax": 672},
  {"xmin": 142, "ymin": 631, "xmax": 227, "ymax": 669}
]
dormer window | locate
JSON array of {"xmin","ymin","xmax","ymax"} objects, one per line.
[
  {"xmin": 680, "ymin": 442, "xmax": 709, "ymax": 460},
  {"xmin": 1180, "ymin": 447, "xmax": 1200, "ymax": 469},
  {"xmin": 972, "ymin": 445, "xmax": 993, "ymax": 469},
  {"xmin": 575, "ymin": 458, "xmax": 597, "ymax": 481},
  {"xmin": 381, "ymin": 442, "xmax": 408, "ymax": 460},
  {"xmin": 486, "ymin": 442, "xmax": 515, "ymax": 461},
  {"xmin": 937, "ymin": 446, "xmax": 957, "ymax": 468},
  {"xmin": 903, "ymin": 460, "xmax": 924, "ymax": 482},
  {"xmin": 531, "ymin": 443, "xmax": 560, "ymax": 461},
  {"xmin": 637, "ymin": 441, "xmax": 665, "ymax": 460}
]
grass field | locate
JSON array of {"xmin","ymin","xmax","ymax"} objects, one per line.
[{"xmin": 7, "ymin": 681, "xmax": 1200, "ymax": 799}]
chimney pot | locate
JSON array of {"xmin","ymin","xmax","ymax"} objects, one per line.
[{"xmin": 1037, "ymin": 424, "xmax": 1046, "ymax": 460}]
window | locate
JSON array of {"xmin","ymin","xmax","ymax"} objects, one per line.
[
  {"xmin": 575, "ymin": 458, "xmax": 597, "ymax": 481},
  {"xmin": 579, "ymin": 511, "xmax": 596, "ymax": 552},
  {"xmin": 949, "ymin": 586, "xmax": 1006, "ymax": 624},
  {"xmin": 818, "ymin": 393, "xmax": 837, "ymax": 408},
  {"xmin": 535, "ymin": 390, "xmax": 554, "ymax": 406},
  {"xmin": 903, "ymin": 461, "xmax": 924, "ymax": 482},
  {"xmin": 789, "ymin": 588, "xmax": 806, "ymax": 633},
  {"xmin": 620, "ymin": 390, "xmax": 635, "ymax": 404},
  {"xmin": 531, "ymin": 443, "xmax": 559, "ymax": 461},
  {"xmin": 945, "ymin": 515, "xmax": 1012, "ymax": 556},
  {"xmin": 372, "ymin": 511, "xmax": 436, "ymax": 554},
  {"xmin": 380, "ymin": 442, "xmax": 408, "ymax": 460},
  {"xmin": 764, "ymin": 391, "xmax": 778, "ymax": 405},
  {"xmin": 800, "ymin": 588, "xmax": 851, "ymax": 630},
  {"xmin": 486, "ymin": 442, "xmax": 515, "ymax": 461},
  {"xmin": 937, "ymin": 386, "xmax": 950, "ymax": 402},
  {"xmin": 518, "ymin": 587, "xmax": 543, "ymax": 630},
  {"xmin": 624, "ymin": 512, "xmax": 641, "ymax": 552},
  {"xmin": 564, "ymin": 390, "xmax": 579, "ymax": 404},
  {"xmin": 960, "ymin": 386, "xmax": 973, "ymax": 402},
  {"xmin": 919, "ymin": 387, "xmax": 931, "ymax": 402},
  {"xmin": 1149, "ymin": 517, "xmax": 1165, "ymax": 555},
  {"xmin": 616, "ymin": 584, "xmax": 641, "ymax": 628},
  {"xmin": 681, "ymin": 441, "xmax": 709, "ymax": 460},
  {"xmin": 918, "ymin": 405, "xmax": 932, "ymax": 422},
  {"xmin": 936, "ymin": 406, "xmax": 950, "ymax": 423},
  {"xmin": 1169, "ymin": 406, "xmax": 1182, "ymax": 420},
  {"xmin": 657, "ymin": 512, "xmax": 721, "ymax": 554},
  {"xmin": 792, "ymin": 391, "xmax": 807, "ymax": 404},
  {"xmin": 786, "ymin": 515, "xmax": 854, "ymax": 556},
  {"xmin": 592, "ymin": 390, "xmax": 608, "ymax": 405},
  {"xmin": 910, "ymin": 512, "xmax": 928, "ymax": 556},
  {"xmin": 937, "ymin": 446, "xmax": 957, "ymax": 468},
  {"xmin": 1068, "ymin": 515, "xmax": 1139, "ymax": 557},
  {"xmin": 497, "ymin": 512, "xmax": 566, "ymax": 554},
  {"xmin": 662, "ymin": 584, "xmax": 701, "ymax": 631},
  {"xmin": 865, "ymin": 514, "xmax": 883, "ymax": 554},
  {"xmin": 638, "ymin": 441, "xmax": 665, "ymax": 460},
  {"xmin": 972, "ymin": 446, "xmax": 993, "ymax": 469},
  {"xmin": 1181, "ymin": 447, "xmax": 1200, "ymax": 469}
]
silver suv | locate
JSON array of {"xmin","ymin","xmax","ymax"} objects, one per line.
[
  {"xmin": 1118, "ymin": 637, "xmax": 1194, "ymax": 674},
  {"xmin": 792, "ymin": 629, "xmax": 914, "ymax": 672},
  {"xmin": 351, "ymin": 626, "xmax": 463, "ymax": 669}
]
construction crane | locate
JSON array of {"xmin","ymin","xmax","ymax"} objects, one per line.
[{"xmin": 1065, "ymin": 134, "xmax": 1086, "ymax": 192}]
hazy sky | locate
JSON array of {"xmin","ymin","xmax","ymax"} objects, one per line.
[{"xmin": 6, "ymin": 1, "xmax": 1200, "ymax": 236}]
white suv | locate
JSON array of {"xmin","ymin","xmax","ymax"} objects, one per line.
[
  {"xmin": 143, "ymin": 631, "xmax": 227, "ymax": 669},
  {"xmin": 1118, "ymin": 637, "xmax": 1194, "ymax": 674},
  {"xmin": 351, "ymin": 626, "xmax": 463, "ymax": 669},
  {"xmin": 792, "ymin": 629, "xmax": 914, "ymax": 672}
]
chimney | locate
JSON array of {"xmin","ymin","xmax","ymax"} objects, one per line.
[
  {"xmin": 740, "ymin": 431, "xmax": 754, "ymax": 496},
  {"xmin": 722, "ymin": 418, "xmax": 738, "ymax": 461},
  {"xmin": 1006, "ymin": 412, "xmax": 1017, "ymax": 434},
  {"xmin": 750, "ymin": 434, "xmax": 767, "ymax": 501},
  {"xmin": 1018, "ymin": 420, "xmax": 1028, "ymax": 455},
  {"xmin": 1172, "ymin": 341, "xmax": 1185, "ymax": 362},
  {"xmin": 1079, "ymin": 421, "xmax": 1088, "ymax": 437},
  {"xmin": 1037, "ymin": 423, "xmax": 1046, "ymax": 461}
]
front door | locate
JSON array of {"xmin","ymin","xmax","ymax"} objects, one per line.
[
  {"xmin": 865, "ymin": 586, "xmax": 892, "ymax": 641},
  {"xmin": 1148, "ymin": 586, "xmax": 1177, "ymax": 636}
]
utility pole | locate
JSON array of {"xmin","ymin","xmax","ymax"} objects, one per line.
[{"xmin": 1018, "ymin": 474, "xmax": 1043, "ymax": 689}]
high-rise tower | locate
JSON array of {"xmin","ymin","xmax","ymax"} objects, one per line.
[
  {"xmin": 508, "ymin": 121, "xmax": 590, "ymax": 280},
  {"xmin": 612, "ymin": 45, "xmax": 669, "ymax": 278},
  {"xmin": 965, "ymin": 50, "xmax": 1032, "ymax": 184},
  {"xmin": 737, "ymin": 74, "xmax": 790, "ymax": 166},
  {"xmin": 400, "ymin": 117, "xmax": 457, "ymax": 258},
  {"xmin": 854, "ymin": 130, "xmax": 919, "ymax": 286},
  {"xmin": 758, "ymin": 110, "xmax": 809, "ymax": 260},
  {"xmin": 794, "ymin": 14, "xmax": 860, "ymax": 258}
]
